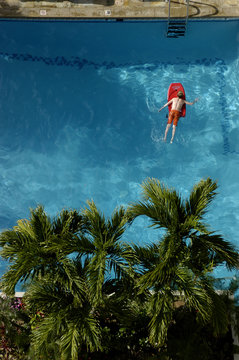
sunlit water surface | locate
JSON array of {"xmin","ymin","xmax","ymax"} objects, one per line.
[{"xmin": 0, "ymin": 19, "xmax": 239, "ymax": 282}]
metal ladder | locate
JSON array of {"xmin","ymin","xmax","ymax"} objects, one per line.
[{"xmin": 166, "ymin": 0, "xmax": 189, "ymax": 38}]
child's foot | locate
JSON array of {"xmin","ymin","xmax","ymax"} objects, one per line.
[{"xmin": 170, "ymin": 139, "xmax": 173, "ymax": 144}]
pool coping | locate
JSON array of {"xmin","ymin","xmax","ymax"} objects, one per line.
[
  {"xmin": 0, "ymin": 16, "xmax": 239, "ymax": 21},
  {"xmin": 0, "ymin": 0, "xmax": 239, "ymax": 20}
]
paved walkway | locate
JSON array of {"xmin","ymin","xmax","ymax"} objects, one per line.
[{"xmin": 0, "ymin": 0, "xmax": 238, "ymax": 19}]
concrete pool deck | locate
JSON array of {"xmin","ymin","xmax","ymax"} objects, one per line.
[{"xmin": 0, "ymin": 0, "xmax": 238, "ymax": 19}]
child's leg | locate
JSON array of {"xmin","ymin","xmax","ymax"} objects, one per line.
[
  {"xmin": 170, "ymin": 125, "xmax": 176, "ymax": 143},
  {"xmin": 164, "ymin": 124, "xmax": 171, "ymax": 141}
]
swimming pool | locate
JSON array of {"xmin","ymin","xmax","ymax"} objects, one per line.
[{"xmin": 0, "ymin": 19, "xmax": 238, "ymax": 280}]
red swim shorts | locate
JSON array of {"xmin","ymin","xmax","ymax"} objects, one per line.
[{"xmin": 168, "ymin": 110, "xmax": 181, "ymax": 126}]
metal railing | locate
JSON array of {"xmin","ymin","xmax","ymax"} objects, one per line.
[
  {"xmin": 167, "ymin": 0, "xmax": 190, "ymax": 25},
  {"xmin": 167, "ymin": 0, "xmax": 190, "ymax": 38}
]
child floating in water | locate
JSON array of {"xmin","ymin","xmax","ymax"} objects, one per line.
[{"xmin": 158, "ymin": 91, "xmax": 198, "ymax": 143}]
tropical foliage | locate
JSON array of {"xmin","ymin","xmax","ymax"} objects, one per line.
[
  {"xmin": 0, "ymin": 296, "xmax": 31, "ymax": 359},
  {"xmin": 0, "ymin": 177, "xmax": 238, "ymax": 359},
  {"xmin": 127, "ymin": 177, "xmax": 239, "ymax": 346}
]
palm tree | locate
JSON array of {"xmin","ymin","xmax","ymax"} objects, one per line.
[
  {"xmin": 78, "ymin": 200, "xmax": 136, "ymax": 305},
  {"xmin": 0, "ymin": 205, "xmax": 86, "ymax": 295},
  {"xmin": 127, "ymin": 177, "xmax": 239, "ymax": 346},
  {"xmin": 0, "ymin": 205, "xmax": 101, "ymax": 358},
  {"xmin": 0, "ymin": 202, "xmax": 136, "ymax": 359},
  {"xmin": 25, "ymin": 259, "xmax": 102, "ymax": 360},
  {"xmin": 1, "ymin": 179, "xmax": 237, "ymax": 358}
]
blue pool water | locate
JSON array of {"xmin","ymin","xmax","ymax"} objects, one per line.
[{"xmin": 0, "ymin": 19, "xmax": 239, "ymax": 280}]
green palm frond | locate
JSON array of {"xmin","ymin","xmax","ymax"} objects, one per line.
[
  {"xmin": 191, "ymin": 233, "xmax": 239, "ymax": 269},
  {"xmin": 174, "ymin": 268, "xmax": 212, "ymax": 322},
  {"xmin": 74, "ymin": 236, "xmax": 96, "ymax": 255},
  {"xmin": 148, "ymin": 291, "xmax": 174, "ymax": 346},
  {"xmin": 0, "ymin": 207, "xmax": 55, "ymax": 294},
  {"xmin": 60, "ymin": 312, "xmax": 101, "ymax": 357},
  {"xmin": 81, "ymin": 200, "xmax": 133, "ymax": 304},
  {"xmin": 185, "ymin": 178, "xmax": 217, "ymax": 220},
  {"xmin": 43, "ymin": 209, "xmax": 89, "ymax": 256},
  {"xmin": 127, "ymin": 178, "xmax": 219, "ymax": 241},
  {"xmin": 128, "ymin": 178, "xmax": 186, "ymax": 230},
  {"xmin": 107, "ymin": 253, "xmax": 134, "ymax": 283},
  {"xmin": 107, "ymin": 205, "xmax": 129, "ymax": 238},
  {"xmin": 137, "ymin": 262, "xmax": 174, "ymax": 294},
  {"xmin": 28, "ymin": 205, "xmax": 52, "ymax": 244},
  {"xmin": 206, "ymin": 290, "xmax": 228, "ymax": 336},
  {"xmin": 25, "ymin": 280, "xmax": 76, "ymax": 315},
  {"xmin": 0, "ymin": 261, "xmax": 33, "ymax": 295},
  {"xmin": 53, "ymin": 208, "xmax": 87, "ymax": 235},
  {"xmin": 82, "ymin": 200, "xmax": 107, "ymax": 240},
  {"xmin": 181, "ymin": 215, "xmax": 209, "ymax": 235},
  {"xmin": 32, "ymin": 309, "xmax": 101, "ymax": 360},
  {"xmin": 136, "ymin": 236, "xmax": 187, "ymax": 294},
  {"xmin": 88, "ymin": 256, "xmax": 107, "ymax": 304},
  {"xmin": 31, "ymin": 313, "xmax": 62, "ymax": 359},
  {"xmin": 0, "ymin": 205, "xmax": 90, "ymax": 295},
  {"xmin": 25, "ymin": 258, "xmax": 89, "ymax": 314},
  {"xmin": 60, "ymin": 322, "xmax": 81, "ymax": 360},
  {"xmin": 0, "ymin": 230, "xmax": 27, "ymax": 259},
  {"xmin": 83, "ymin": 200, "xmax": 128, "ymax": 243},
  {"xmin": 30, "ymin": 289, "xmax": 101, "ymax": 358},
  {"xmin": 0, "ymin": 245, "xmax": 58, "ymax": 295},
  {"xmin": 24, "ymin": 254, "xmax": 101, "ymax": 357},
  {"xmin": 159, "ymin": 232, "xmax": 187, "ymax": 263},
  {"xmin": 58, "ymin": 257, "xmax": 86, "ymax": 298},
  {"xmin": 175, "ymin": 270, "xmax": 229, "ymax": 335},
  {"xmin": 132, "ymin": 243, "xmax": 160, "ymax": 271}
]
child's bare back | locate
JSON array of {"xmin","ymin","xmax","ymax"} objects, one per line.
[{"xmin": 170, "ymin": 97, "xmax": 185, "ymax": 112}]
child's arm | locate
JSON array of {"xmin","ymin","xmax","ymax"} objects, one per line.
[
  {"xmin": 158, "ymin": 99, "xmax": 173, "ymax": 112},
  {"xmin": 184, "ymin": 98, "xmax": 199, "ymax": 106}
]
